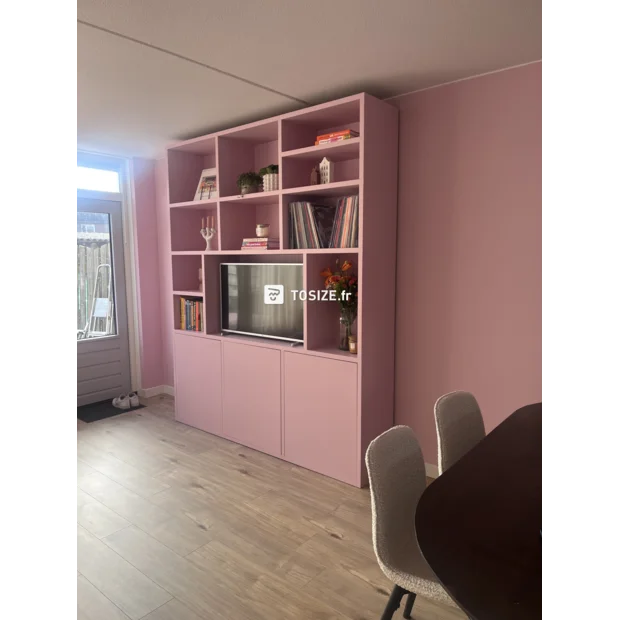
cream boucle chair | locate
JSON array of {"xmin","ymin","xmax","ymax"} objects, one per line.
[
  {"xmin": 365, "ymin": 426, "xmax": 457, "ymax": 619},
  {"xmin": 434, "ymin": 391, "xmax": 485, "ymax": 475}
]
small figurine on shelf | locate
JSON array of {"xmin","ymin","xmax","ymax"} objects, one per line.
[
  {"xmin": 319, "ymin": 157, "xmax": 334, "ymax": 184},
  {"xmin": 201, "ymin": 216, "xmax": 217, "ymax": 251},
  {"xmin": 310, "ymin": 166, "xmax": 320, "ymax": 185}
]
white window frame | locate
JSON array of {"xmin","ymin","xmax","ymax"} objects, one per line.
[{"xmin": 77, "ymin": 150, "xmax": 142, "ymax": 392}]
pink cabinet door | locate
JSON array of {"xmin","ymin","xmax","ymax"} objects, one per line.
[
  {"xmin": 283, "ymin": 353, "xmax": 358, "ymax": 486},
  {"xmin": 222, "ymin": 342, "xmax": 281, "ymax": 457},
  {"xmin": 173, "ymin": 333, "xmax": 222, "ymax": 435}
]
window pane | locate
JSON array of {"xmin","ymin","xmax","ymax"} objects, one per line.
[
  {"xmin": 77, "ymin": 166, "xmax": 120, "ymax": 192},
  {"xmin": 77, "ymin": 212, "xmax": 117, "ymax": 340}
]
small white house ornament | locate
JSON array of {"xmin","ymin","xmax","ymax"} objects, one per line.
[{"xmin": 319, "ymin": 157, "xmax": 334, "ymax": 184}]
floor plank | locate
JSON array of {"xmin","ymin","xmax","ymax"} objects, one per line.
[
  {"xmin": 77, "ymin": 526, "xmax": 172, "ymax": 620},
  {"xmin": 79, "ymin": 471, "xmax": 172, "ymax": 530},
  {"xmin": 77, "ymin": 574, "xmax": 131, "ymax": 620},
  {"xmin": 77, "ymin": 441, "xmax": 170, "ymax": 498},
  {"xmin": 140, "ymin": 598, "xmax": 204, "ymax": 620},
  {"xmin": 78, "ymin": 470, "xmax": 212, "ymax": 555},
  {"xmin": 77, "ymin": 489, "xmax": 131, "ymax": 539},
  {"xmin": 103, "ymin": 525, "xmax": 257, "ymax": 620},
  {"xmin": 187, "ymin": 540, "xmax": 348, "ymax": 620},
  {"xmin": 77, "ymin": 395, "xmax": 467, "ymax": 620}
]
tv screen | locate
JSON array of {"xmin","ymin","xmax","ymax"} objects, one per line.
[{"xmin": 221, "ymin": 263, "xmax": 304, "ymax": 343}]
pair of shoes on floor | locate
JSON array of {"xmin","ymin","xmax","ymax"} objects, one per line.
[{"xmin": 112, "ymin": 392, "xmax": 140, "ymax": 409}]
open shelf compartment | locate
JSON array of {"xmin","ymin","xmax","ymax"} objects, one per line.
[
  {"xmin": 282, "ymin": 192, "xmax": 360, "ymax": 251},
  {"xmin": 281, "ymin": 152, "xmax": 358, "ymax": 191},
  {"xmin": 218, "ymin": 121, "xmax": 279, "ymax": 198},
  {"xmin": 168, "ymin": 137, "xmax": 217, "ymax": 204},
  {"xmin": 219, "ymin": 197, "xmax": 280, "ymax": 251},
  {"xmin": 281, "ymin": 98, "xmax": 360, "ymax": 191},
  {"xmin": 173, "ymin": 293, "xmax": 205, "ymax": 333},
  {"xmin": 281, "ymin": 98, "xmax": 361, "ymax": 151},
  {"xmin": 170, "ymin": 203, "xmax": 218, "ymax": 252},
  {"xmin": 305, "ymin": 252, "xmax": 359, "ymax": 357},
  {"xmin": 172, "ymin": 254, "xmax": 204, "ymax": 294}
]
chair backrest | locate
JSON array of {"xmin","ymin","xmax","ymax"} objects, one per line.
[
  {"xmin": 434, "ymin": 391, "xmax": 485, "ymax": 474},
  {"xmin": 365, "ymin": 426, "xmax": 427, "ymax": 574}
]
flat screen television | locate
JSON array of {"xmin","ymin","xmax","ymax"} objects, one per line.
[{"xmin": 221, "ymin": 263, "xmax": 304, "ymax": 343}]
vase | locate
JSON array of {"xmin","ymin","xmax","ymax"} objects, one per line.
[{"xmin": 339, "ymin": 309, "xmax": 356, "ymax": 351}]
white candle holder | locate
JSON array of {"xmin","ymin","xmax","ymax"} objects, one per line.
[{"xmin": 201, "ymin": 227, "xmax": 216, "ymax": 251}]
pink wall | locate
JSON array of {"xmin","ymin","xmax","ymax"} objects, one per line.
[
  {"xmin": 393, "ymin": 62, "xmax": 542, "ymax": 465},
  {"xmin": 155, "ymin": 158, "xmax": 175, "ymax": 387},
  {"xmin": 131, "ymin": 158, "xmax": 164, "ymax": 389}
]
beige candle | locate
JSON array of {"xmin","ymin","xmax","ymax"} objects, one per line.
[{"xmin": 348, "ymin": 335, "xmax": 358, "ymax": 354}]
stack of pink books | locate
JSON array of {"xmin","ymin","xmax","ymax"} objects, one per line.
[
  {"xmin": 241, "ymin": 237, "xmax": 279, "ymax": 250},
  {"xmin": 314, "ymin": 129, "xmax": 359, "ymax": 145}
]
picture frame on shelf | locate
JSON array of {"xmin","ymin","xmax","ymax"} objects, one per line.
[{"xmin": 194, "ymin": 168, "xmax": 218, "ymax": 200}]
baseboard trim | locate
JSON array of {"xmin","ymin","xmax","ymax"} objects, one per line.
[
  {"xmin": 138, "ymin": 385, "xmax": 175, "ymax": 398},
  {"xmin": 425, "ymin": 463, "xmax": 439, "ymax": 479}
]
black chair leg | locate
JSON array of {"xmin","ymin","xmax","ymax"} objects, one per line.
[
  {"xmin": 381, "ymin": 585, "xmax": 408, "ymax": 620},
  {"xmin": 403, "ymin": 592, "xmax": 416, "ymax": 619}
]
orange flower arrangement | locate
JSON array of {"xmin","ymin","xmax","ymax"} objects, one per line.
[
  {"xmin": 320, "ymin": 258, "xmax": 358, "ymax": 350},
  {"xmin": 320, "ymin": 259, "xmax": 358, "ymax": 311}
]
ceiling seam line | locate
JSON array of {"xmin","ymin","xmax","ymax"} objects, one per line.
[{"xmin": 77, "ymin": 19, "xmax": 308, "ymax": 105}]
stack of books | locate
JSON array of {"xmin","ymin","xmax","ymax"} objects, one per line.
[
  {"xmin": 315, "ymin": 129, "xmax": 359, "ymax": 145},
  {"xmin": 329, "ymin": 195, "xmax": 359, "ymax": 248},
  {"xmin": 241, "ymin": 237, "xmax": 279, "ymax": 250},
  {"xmin": 180, "ymin": 297, "xmax": 202, "ymax": 331}
]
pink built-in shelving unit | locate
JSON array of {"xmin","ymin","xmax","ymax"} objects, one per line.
[{"xmin": 167, "ymin": 93, "xmax": 398, "ymax": 487}]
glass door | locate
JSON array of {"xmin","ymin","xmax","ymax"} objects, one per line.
[{"xmin": 77, "ymin": 197, "xmax": 131, "ymax": 406}]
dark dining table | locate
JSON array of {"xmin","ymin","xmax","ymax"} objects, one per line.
[{"xmin": 415, "ymin": 403, "xmax": 542, "ymax": 620}]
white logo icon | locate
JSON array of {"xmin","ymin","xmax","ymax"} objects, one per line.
[{"xmin": 264, "ymin": 285, "xmax": 284, "ymax": 304}]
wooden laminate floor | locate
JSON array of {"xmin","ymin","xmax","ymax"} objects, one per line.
[{"xmin": 77, "ymin": 395, "xmax": 466, "ymax": 620}]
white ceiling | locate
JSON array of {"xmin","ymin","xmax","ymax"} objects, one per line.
[{"xmin": 77, "ymin": 0, "xmax": 541, "ymax": 159}]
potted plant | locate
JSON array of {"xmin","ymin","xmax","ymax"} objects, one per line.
[
  {"xmin": 259, "ymin": 164, "xmax": 279, "ymax": 192},
  {"xmin": 236, "ymin": 171, "xmax": 263, "ymax": 195}
]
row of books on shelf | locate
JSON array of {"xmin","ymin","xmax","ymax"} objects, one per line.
[
  {"xmin": 241, "ymin": 237, "xmax": 279, "ymax": 250},
  {"xmin": 179, "ymin": 297, "xmax": 203, "ymax": 331},
  {"xmin": 331, "ymin": 195, "xmax": 359, "ymax": 248},
  {"xmin": 288, "ymin": 195, "xmax": 359, "ymax": 249},
  {"xmin": 314, "ymin": 129, "xmax": 359, "ymax": 145}
]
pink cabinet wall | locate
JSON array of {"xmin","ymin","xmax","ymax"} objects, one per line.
[
  {"xmin": 173, "ymin": 333, "xmax": 222, "ymax": 435},
  {"xmin": 283, "ymin": 353, "xmax": 358, "ymax": 486},
  {"xmin": 222, "ymin": 342, "xmax": 282, "ymax": 457}
]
